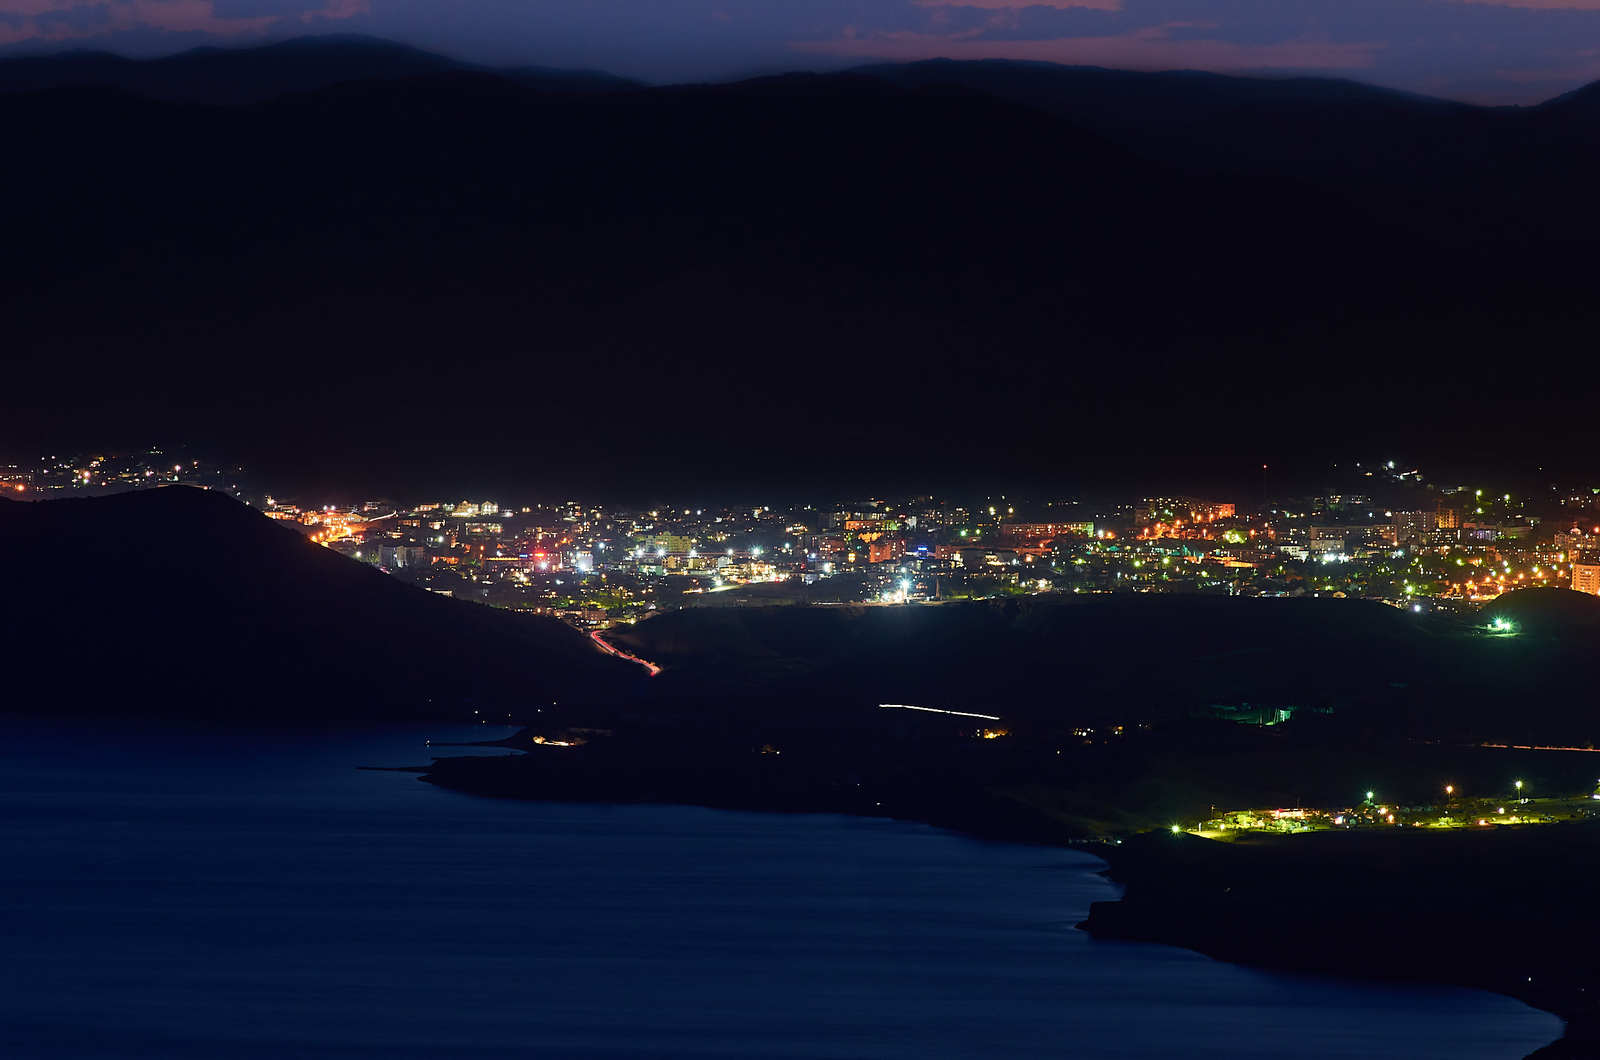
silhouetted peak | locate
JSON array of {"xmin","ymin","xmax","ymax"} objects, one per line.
[
  {"xmin": 1539, "ymin": 78, "xmax": 1600, "ymax": 111},
  {"xmin": 1484, "ymin": 588, "xmax": 1600, "ymax": 633},
  {"xmin": 0, "ymin": 35, "xmax": 467, "ymax": 103},
  {"xmin": 0, "ymin": 486, "xmax": 637, "ymax": 718},
  {"xmin": 2, "ymin": 483, "xmax": 256, "ymax": 525},
  {"xmin": 854, "ymin": 58, "xmax": 1460, "ymax": 109}
]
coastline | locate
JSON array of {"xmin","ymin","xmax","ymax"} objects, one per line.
[
  {"xmin": 421, "ymin": 751, "xmax": 1586, "ymax": 1058},
  {"xmin": 1077, "ymin": 835, "xmax": 1596, "ymax": 1059}
]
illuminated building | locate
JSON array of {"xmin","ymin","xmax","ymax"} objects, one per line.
[
  {"xmin": 868, "ymin": 537, "xmax": 906, "ymax": 564},
  {"xmin": 1307, "ymin": 526, "xmax": 1347, "ymax": 554},
  {"xmin": 999, "ymin": 521, "xmax": 1094, "ymax": 544},
  {"xmin": 1190, "ymin": 502, "xmax": 1235, "ymax": 522},
  {"xmin": 1135, "ymin": 498, "xmax": 1233, "ymax": 525},
  {"xmin": 1572, "ymin": 560, "xmax": 1600, "ymax": 595},
  {"xmin": 1393, "ymin": 510, "xmax": 1437, "ymax": 545},
  {"xmin": 378, "ymin": 544, "xmax": 428, "ymax": 569}
]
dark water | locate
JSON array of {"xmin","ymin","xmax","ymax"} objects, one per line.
[{"xmin": 0, "ymin": 718, "xmax": 1562, "ymax": 1059}]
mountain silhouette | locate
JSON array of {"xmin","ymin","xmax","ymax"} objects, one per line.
[
  {"xmin": 0, "ymin": 36, "xmax": 636, "ymax": 104},
  {"xmin": 0, "ymin": 487, "xmax": 637, "ymax": 718},
  {"xmin": 6, "ymin": 40, "xmax": 1600, "ymax": 493},
  {"xmin": 1484, "ymin": 587, "xmax": 1600, "ymax": 636}
]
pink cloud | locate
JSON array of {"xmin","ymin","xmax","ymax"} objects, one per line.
[
  {"xmin": 1494, "ymin": 58, "xmax": 1600, "ymax": 82},
  {"xmin": 0, "ymin": 0, "xmax": 368, "ymax": 46},
  {"xmin": 1, "ymin": 0, "xmax": 101, "ymax": 14},
  {"xmin": 914, "ymin": 0, "xmax": 1123, "ymax": 10},
  {"xmin": 792, "ymin": 23, "xmax": 1383, "ymax": 72},
  {"xmin": 1449, "ymin": 0, "xmax": 1600, "ymax": 7}
]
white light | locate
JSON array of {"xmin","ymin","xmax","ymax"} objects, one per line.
[{"xmin": 879, "ymin": 703, "xmax": 1000, "ymax": 721}]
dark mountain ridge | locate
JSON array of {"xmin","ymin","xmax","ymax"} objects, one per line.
[
  {"xmin": 0, "ymin": 35, "xmax": 637, "ymax": 103},
  {"xmin": 8, "ymin": 40, "xmax": 1600, "ymax": 492},
  {"xmin": 0, "ymin": 488, "xmax": 637, "ymax": 718}
]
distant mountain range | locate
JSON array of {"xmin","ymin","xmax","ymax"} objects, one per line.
[
  {"xmin": 0, "ymin": 36, "xmax": 638, "ymax": 104},
  {"xmin": 6, "ymin": 36, "xmax": 1600, "ymax": 491},
  {"xmin": 0, "ymin": 487, "xmax": 637, "ymax": 718},
  {"xmin": 5, "ymin": 35, "xmax": 1589, "ymax": 109}
]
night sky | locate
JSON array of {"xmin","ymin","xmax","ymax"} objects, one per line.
[{"xmin": 8, "ymin": 0, "xmax": 1600, "ymax": 104}]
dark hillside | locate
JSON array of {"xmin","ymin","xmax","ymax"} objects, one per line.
[
  {"xmin": 0, "ymin": 488, "xmax": 635, "ymax": 718},
  {"xmin": 9, "ymin": 51, "xmax": 1593, "ymax": 492},
  {"xmin": 1485, "ymin": 587, "xmax": 1600, "ymax": 636},
  {"xmin": 613, "ymin": 595, "xmax": 1600, "ymax": 745}
]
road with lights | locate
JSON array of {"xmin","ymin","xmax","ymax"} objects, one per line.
[{"xmin": 590, "ymin": 630, "xmax": 662, "ymax": 676}]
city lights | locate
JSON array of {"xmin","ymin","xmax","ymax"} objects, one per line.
[{"xmin": 13, "ymin": 449, "xmax": 1594, "ymax": 656}]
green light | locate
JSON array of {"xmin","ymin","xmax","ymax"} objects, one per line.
[
  {"xmin": 1366, "ymin": 790, "xmax": 1375, "ymax": 801},
  {"xmin": 1170, "ymin": 825, "xmax": 1182, "ymax": 835}
]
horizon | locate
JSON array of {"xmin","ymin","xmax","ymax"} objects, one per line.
[
  {"xmin": 1, "ymin": 32, "xmax": 1593, "ymax": 110},
  {"xmin": 4, "ymin": 2, "xmax": 1600, "ymax": 106}
]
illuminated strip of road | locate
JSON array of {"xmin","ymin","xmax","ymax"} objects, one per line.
[
  {"xmin": 1481, "ymin": 742, "xmax": 1600, "ymax": 753},
  {"xmin": 879, "ymin": 703, "xmax": 1001, "ymax": 721},
  {"xmin": 590, "ymin": 630, "xmax": 663, "ymax": 677}
]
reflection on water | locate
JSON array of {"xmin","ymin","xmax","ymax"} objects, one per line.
[{"xmin": 0, "ymin": 717, "xmax": 1563, "ymax": 1059}]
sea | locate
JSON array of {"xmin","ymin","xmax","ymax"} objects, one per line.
[{"xmin": 0, "ymin": 718, "xmax": 1563, "ymax": 1059}]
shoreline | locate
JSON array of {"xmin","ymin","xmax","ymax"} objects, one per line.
[
  {"xmin": 1077, "ymin": 840, "xmax": 1586, "ymax": 1058},
  {"xmin": 419, "ymin": 755, "xmax": 1581, "ymax": 1058}
]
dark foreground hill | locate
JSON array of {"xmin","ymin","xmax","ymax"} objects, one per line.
[
  {"xmin": 612, "ymin": 594, "xmax": 1600, "ymax": 746},
  {"xmin": 1485, "ymin": 587, "xmax": 1600, "ymax": 637},
  {"xmin": 0, "ymin": 487, "xmax": 636, "ymax": 718}
]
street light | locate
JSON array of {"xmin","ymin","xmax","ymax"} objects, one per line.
[
  {"xmin": 1514, "ymin": 780, "xmax": 1524, "ymax": 792},
  {"xmin": 1445, "ymin": 785, "xmax": 1454, "ymax": 796},
  {"xmin": 1365, "ymin": 790, "xmax": 1375, "ymax": 802}
]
